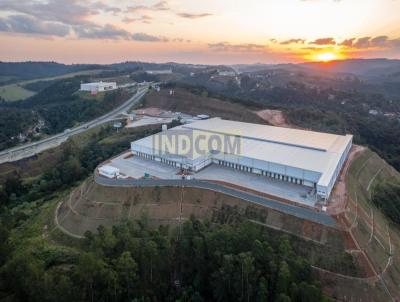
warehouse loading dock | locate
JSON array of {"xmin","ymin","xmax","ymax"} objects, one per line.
[{"xmin": 129, "ymin": 118, "xmax": 353, "ymax": 202}]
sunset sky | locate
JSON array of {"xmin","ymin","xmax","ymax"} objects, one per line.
[{"xmin": 1, "ymin": 0, "xmax": 400, "ymax": 64}]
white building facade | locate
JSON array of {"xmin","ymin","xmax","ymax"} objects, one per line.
[
  {"xmin": 131, "ymin": 118, "xmax": 353, "ymax": 200},
  {"xmin": 80, "ymin": 82, "xmax": 117, "ymax": 93}
]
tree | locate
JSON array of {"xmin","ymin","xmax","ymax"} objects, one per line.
[
  {"xmin": 239, "ymin": 252, "xmax": 255, "ymax": 302},
  {"xmin": 4, "ymin": 174, "xmax": 24, "ymax": 199},
  {"xmin": 256, "ymin": 277, "xmax": 269, "ymax": 302},
  {"xmin": 60, "ymin": 157, "xmax": 83, "ymax": 185},
  {"xmin": 276, "ymin": 261, "xmax": 291, "ymax": 295},
  {"xmin": 144, "ymin": 240, "xmax": 158, "ymax": 283},
  {"xmin": 212, "ymin": 254, "xmax": 237, "ymax": 301},
  {"xmin": 77, "ymin": 252, "xmax": 106, "ymax": 302},
  {"xmin": 277, "ymin": 293, "xmax": 292, "ymax": 302},
  {"xmin": 114, "ymin": 251, "xmax": 138, "ymax": 299}
]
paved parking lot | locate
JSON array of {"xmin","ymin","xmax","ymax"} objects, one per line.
[
  {"xmin": 126, "ymin": 116, "xmax": 173, "ymax": 128},
  {"xmin": 195, "ymin": 165, "xmax": 316, "ymax": 206},
  {"xmin": 105, "ymin": 154, "xmax": 316, "ymax": 206},
  {"xmin": 108, "ymin": 154, "xmax": 181, "ymax": 179}
]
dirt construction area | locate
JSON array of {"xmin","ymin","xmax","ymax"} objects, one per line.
[
  {"xmin": 143, "ymin": 88, "xmax": 266, "ymax": 124},
  {"xmin": 255, "ymin": 109, "xmax": 300, "ymax": 128}
]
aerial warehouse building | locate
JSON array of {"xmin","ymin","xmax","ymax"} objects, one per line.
[{"xmin": 130, "ymin": 118, "xmax": 352, "ymax": 201}]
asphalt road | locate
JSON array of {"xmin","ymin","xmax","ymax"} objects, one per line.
[
  {"xmin": 0, "ymin": 86, "xmax": 149, "ymax": 164},
  {"xmin": 94, "ymin": 175, "xmax": 337, "ymax": 228}
]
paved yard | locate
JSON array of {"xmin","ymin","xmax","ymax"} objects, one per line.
[
  {"xmin": 126, "ymin": 116, "xmax": 173, "ymax": 128},
  {"xmin": 104, "ymin": 154, "xmax": 316, "ymax": 206},
  {"xmin": 195, "ymin": 165, "xmax": 316, "ymax": 207},
  {"xmin": 108, "ymin": 154, "xmax": 181, "ymax": 179}
]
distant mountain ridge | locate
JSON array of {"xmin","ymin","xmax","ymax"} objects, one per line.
[
  {"xmin": 300, "ymin": 58, "xmax": 400, "ymax": 77},
  {"xmin": 2, "ymin": 58, "xmax": 400, "ymax": 82}
]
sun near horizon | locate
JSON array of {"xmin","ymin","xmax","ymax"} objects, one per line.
[
  {"xmin": 316, "ymin": 52, "xmax": 338, "ymax": 62},
  {"xmin": 0, "ymin": 0, "xmax": 400, "ymax": 64}
]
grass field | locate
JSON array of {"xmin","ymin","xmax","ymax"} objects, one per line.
[
  {"xmin": 0, "ymin": 84, "xmax": 36, "ymax": 101},
  {"xmin": 0, "ymin": 75, "xmax": 18, "ymax": 84},
  {"xmin": 0, "ymin": 69, "xmax": 104, "ymax": 101}
]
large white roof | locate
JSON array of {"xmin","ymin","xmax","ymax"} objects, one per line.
[
  {"xmin": 184, "ymin": 118, "xmax": 342, "ymax": 152},
  {"xmin": 131, "ymin": 118, "xmax": 353, "ymax": 187}
]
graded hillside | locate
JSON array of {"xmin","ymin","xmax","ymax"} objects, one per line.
[
  {"xmin": 57, "ymin": 177, "xmax": 364, "ymax": 277},
  {"xmin": 335, "ymin": 149, "xmax": 400, "ymax": 301},
  {"xmin": 55, "ymin": 147, "xmax": 400, "ymax": 301},
  {"xmin": 315, "ymin": 148, "xmax": 400, "ymax": 301}
]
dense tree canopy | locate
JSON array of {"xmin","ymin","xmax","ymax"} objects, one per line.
[{"xmin": 0, "ymin": 217, "xmax": 330, "ymax": 302}]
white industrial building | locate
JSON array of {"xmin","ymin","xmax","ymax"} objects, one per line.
[
  {"xmin": 99, "ymin": 165, "xmax": 120, "ymax": 178},
  {"xmin": 80, "ymin": 82, "xmax": 117, "ymax": 93},
  {"xmin": 130, "ymin": 118, "xmax": 352, "ymax": 200}
]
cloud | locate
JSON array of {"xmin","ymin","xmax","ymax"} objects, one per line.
[
  {"xmin": 352, "ymin": 36, "xmax": 371, "ymax": 48},
  {"xmin": 208, "ymin": 42, "xmax": 267, "ymax": 53},
  {"xmin": 176, "ymin": 12, "xmax": 213, "ymax": 19},
  {"xmin": 123, "ymin": 15, "xmax": 153, "ymax": 24},
  {"xmin": 0, "ymin": 0, "xmax": 175, "ymax": 42},
  {"xmin": 93, "ymin": 2, "xmax": 122, "ymax": 14},
  {"xmin": 74, "ymin": 23, "xmax": 130, "ymax": 39},
  {"xmin": 152, "ymin": 1, "xmax": 169, "ymax": 11},
  {"xmin": 370, "ymin": 35, "xmax": 389, "ymax": 47},
  {"xmin": 280, "ymin": 38, "xmax": 306, "ymax": 45},
  {"xmin": 0, "ymin": 0, "xmax": 97, "ymax": 26},
  {"xmin": 126, "ymin": 1, "xmax": 169, "ymax": 13},
  {"xmin": 337, "ymin": 36, "xmax": 400, "ymax": 50},
  {"xmin": 0, "ymin": 14, "xmax": 70, "ymax": 37},
  {"xmin": 309, "ymin": 37, "xmax": 336, "ymax": 45},
  {"xmin": 132, "ymin": 32, "xmax": 168, "ymax": 42},
  {"xmin": 338, "ymin": 38, "xmax": 355, "ymax": 47}
]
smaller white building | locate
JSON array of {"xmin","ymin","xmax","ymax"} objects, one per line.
[
  {"xmin": 197, "ymin": 114, "xmax": 209, "ymax": 120},
  {"xmin": 80, "ymin": 82, "xmax": 117, "ymax": 93},
  {"xmin": 145, "ymin": 69, "xmax": 172, "ymax": 75},
  {"xmin": 218, "ymin": 70, "xmax": 236, "ymax": 77},
  {"xmin": 99, "ymin": 165, "xmax": 120, "ymax": 178}
]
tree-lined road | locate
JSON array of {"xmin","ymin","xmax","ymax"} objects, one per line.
[{"xmin": 0, "ymin": 86, "xmax": 149, "ymax": 164}]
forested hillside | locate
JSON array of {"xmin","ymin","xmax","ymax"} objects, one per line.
[
  {"xmin": 0, "ymin": 77, "xmax": 133, "ymax": 150},
  {"xmin": 0, "ymin": 62, "xmax": 101, "ymax": 83},
  {"xmin": 0, "ymin": 216, "xmax": 329, "ymax": 302}
]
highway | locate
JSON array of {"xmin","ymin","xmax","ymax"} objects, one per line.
[
  {"xmin": 0, "ymin": 86, "xmax": 149, "ymax": 164},
  {"xmin": 94, "ymin": 175, "xmax": 338, "ymax": 228}
]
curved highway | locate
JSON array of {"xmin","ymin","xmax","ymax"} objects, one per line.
[
  {"xmin": 94, "ymin": 174, "xmax": 337, "ymax": 228},
  {"xmin": 0, "ymin": 86, "xmax": 149, "ymax": 164}
]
